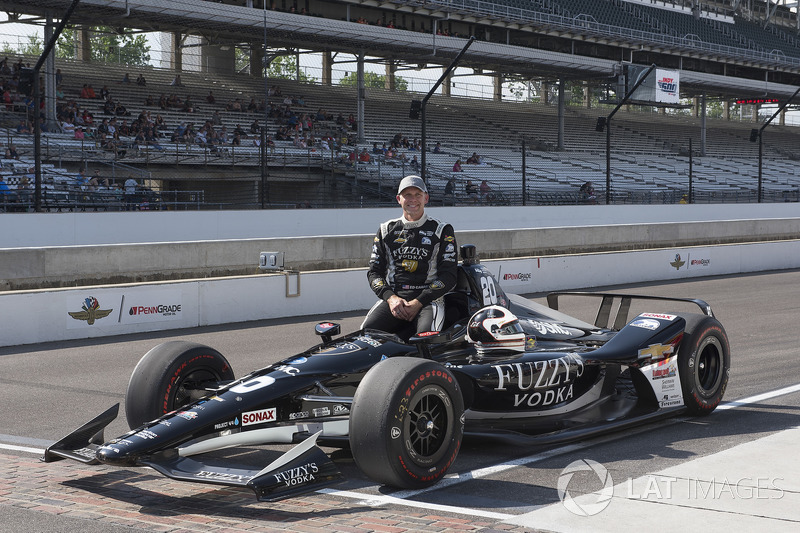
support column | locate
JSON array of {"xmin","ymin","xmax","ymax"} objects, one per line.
[
  {"xmin": 542, "ymin": 82, "xmax": 550, "ymax": 104},
  {"xmin": 692, "ymin": 97, "xmax": 700, "ymax": 117},
  {"xmin": 76, "ymin": 26, "xmax": 91, "ymax": 62},
  {"xmin": 751, "ymin": 104, "xmax": 759, "ymax": 122},
  {"xmin": 557, "ymin": 79, "xmax": 565, "ymax": 150},
  {"xmin": 723, "ymin": 100, "xmax": 730, "ymax": 120},
  {"xmin": 583, "ymin": 84, "xmax": 591, "ymax": 108},
  {"xmin": 493, "ymin": 72, "xmax": 502, "ymax": 101},
  {"xmin": 357, "ymin": 51, "xmax": 365, "ymax": 143},
  {"xmin": 172, "ymin": 31, "xmax": 183, "ymax": 71},
  {"xmin": 44, "ymin": 12, "xmax": 57, "ymax": 131},
  {"xmin": 700, "ymin": 94, "xmax": 707, "ymax": 157},
  {"xmin": 780, "ymin": 108, "xmax": 786, "ymax": 126},
  {"xmin": 440, "ymin": 66, "xmax": 451, "ymax": 96},
  {"xmin": 385, "ymin": 60, "xmax": 396, "ymax": 92},
  {"xmin": 322, "ymin": 50, "xmax": 332, "ymax": 86},
  {"xmin": 250, "ymin": 45, "xmax": 264, "ymax": 77}
]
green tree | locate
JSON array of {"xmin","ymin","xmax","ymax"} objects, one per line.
[
  {"xmin": 56, "ymin": 26, "xmax": 151, "ymax": 66},
  {"xmin": 339, "ymin": 71, "xmax": 408, "ymax": 91},
  {"xmin": 1, "ymin": 35, "xmax": 43, "ymax": 57},
  {"xmin": 266, "ymin": 54, "xmax": 316, "ymax": 83}
]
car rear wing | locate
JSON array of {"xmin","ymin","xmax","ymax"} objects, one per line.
[{"xmin": 546, "ymin": 292, "xmax": 714, "ymax": 331}]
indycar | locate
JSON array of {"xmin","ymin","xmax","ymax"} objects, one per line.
[{"xmin": 45, "ymin": 245, "xmax": 730, "ymax": 502}]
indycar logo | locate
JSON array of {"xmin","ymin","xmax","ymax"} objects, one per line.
[
  {"xmin": 241, "ymin": 408, "xmax": 276, "ymax": 426},
  {"xmin": 68, "ymin": 297, "xmax": 113, "ymax": 325}
]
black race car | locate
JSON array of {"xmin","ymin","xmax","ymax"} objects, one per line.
[{"xmin": 45, "ymin": 245, "xmax": 730, "ymax": 501}]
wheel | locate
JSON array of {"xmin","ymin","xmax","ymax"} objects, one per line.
[
  {"xmin": 124, "ymin": 341, "xmax": 234, "ymax": 429},
  {"xmin": 349, "ymin": 357, "xmax": 464, "ymax": 489},
  {"xmin": 678, "ymin": 314, "xmax": 730, "ymax": 415}
]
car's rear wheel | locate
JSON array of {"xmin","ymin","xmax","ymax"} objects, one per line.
[
  {"xmin": 125, "ymin": 341, "xmax": 234, "ymax": 429},
  {"xmin": 678, "ymin": 314, "xmax": 730, "ymax": 415},
  {"xmin": 349, "ymin": 357, "xmax": 464, "ymax": 489}
]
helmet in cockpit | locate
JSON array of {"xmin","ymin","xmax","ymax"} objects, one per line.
[{"xmin": 466, "ymin": 305, "xmax": 525, "ymax": 355}]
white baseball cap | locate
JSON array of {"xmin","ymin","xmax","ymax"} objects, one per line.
[{"xmin": 397, "ymin": 175, "xmax": 427, "ymax": 194}]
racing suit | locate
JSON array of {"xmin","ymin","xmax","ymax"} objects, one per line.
[{"xmin": 362, "ymin": 213, "xmax": 458, "ymax": 336}]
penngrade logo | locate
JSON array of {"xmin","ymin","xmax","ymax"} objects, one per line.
[{"xmin": 68, "ymin": 297, "xmax": 114, "ymax": 325}]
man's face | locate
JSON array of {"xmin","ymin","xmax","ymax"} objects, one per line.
[{"xmin": 397, "ymin": 187, "xmax": 428, "ymax": 221}]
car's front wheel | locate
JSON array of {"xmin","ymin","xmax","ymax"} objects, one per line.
[
  {"xmin": 678, "ymin": 315, "xmax": 730, "ymax": 415},
  {"xmin": 124, "ymin": 341, "xmax": 234, "ymax": 429},
  {"xmin": 349, "ymin": 357, "xmax": 464, "ymax": 489}
]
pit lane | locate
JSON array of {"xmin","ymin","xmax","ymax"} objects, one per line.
[{"xmin": 1, "ymin": 270, "xmax": 799, "ymax": 532}]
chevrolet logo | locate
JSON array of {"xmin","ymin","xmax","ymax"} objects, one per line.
[{"xmin": 638, "ymin": 343, "xmax": 674, "ymax": 360}]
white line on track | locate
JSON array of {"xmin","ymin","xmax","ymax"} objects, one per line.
[{"xmin": 2, "ymin": 382, "xmax": 800, "ymax": 519}]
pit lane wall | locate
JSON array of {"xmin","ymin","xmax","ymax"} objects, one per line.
[{"xmin": 2, "ymin": 238, "xmax": 799, "ymax": 347}]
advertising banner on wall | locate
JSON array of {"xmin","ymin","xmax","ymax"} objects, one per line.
[
  {"xmin": 628, "ymin": 65, "xmax": 680, "ymax": 105},
  {"xmin": 65, "ymin": 288, "xmax": 184, "ymax": 330}
]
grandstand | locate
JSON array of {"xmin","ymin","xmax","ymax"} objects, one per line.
[{"xmin": 2, "ymin": 0, "xmax": 800, "ymax": 210}]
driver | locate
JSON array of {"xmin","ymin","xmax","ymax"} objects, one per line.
[{"xmin": 363, "ymin": 175, "xmax": 458, "ymax": 336}]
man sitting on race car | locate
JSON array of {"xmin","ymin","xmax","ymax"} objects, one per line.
[{"xmin": 363, "ymin": 175, "xmax": 458, "ymax": 337}]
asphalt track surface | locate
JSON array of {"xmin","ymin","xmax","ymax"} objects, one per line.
[{"xmin": 1, "ymin": 270, "xmax": 800, "ymax": 532}]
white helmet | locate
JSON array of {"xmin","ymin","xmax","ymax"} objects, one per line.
[{"xmin": 466, "ymin": 305, "xmax": 525, "ymax": 354}]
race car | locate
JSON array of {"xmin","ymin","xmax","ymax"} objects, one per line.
[{"xmin": 44, "ymin": 244, "xmax": 730, "ymax": 502}]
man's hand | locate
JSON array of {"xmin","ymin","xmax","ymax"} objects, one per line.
[{"xmin": 387, "ymin": 295, "xmax": 423, "ymax": 321}]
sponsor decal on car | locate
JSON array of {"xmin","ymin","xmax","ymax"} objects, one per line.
[
  {"xmin": 288, "ymin": 411, "xmax": 309, "ymax": 420},
  {"xmin": 242, "ymin": 408, "xmax": 276, "ymax": 426},
  {"xmin": 640, "ymin": 356, "xmax": 684, "ymax": 408},
  {"xmin": 630, "ymin": 318, "xmax": 661, "ymax": 331},
  {"xmin": 196, "ymin": 471, "xmax": 255, "ymax": 483},
  {"xmin": 134, "ymin": 429, "xmax": 158, "ymax": 440},
  {"xmin": 287, "ymin": 356, "xmax": 308, "ymax": 365},
  {"xmin": 214, "ymin": 417, "xmax": 239, "ymax": 430},
  {"xmin": 312, "ymin": 407, "xmax": 330, "ymax": 417},
  {"xmin": 493, "ymin": 354, "xmax": 585, "ymax": 408},
  {"xmin": 356, "ymin": 335, "xmax": 382, "ymax": 347},
  {"xmin": 275, "ymin": 364, "xmax": 299, "ymax": 376},
  {"xmin": 176, "ymin": 411, "xmax": 198, "ymax": 420},
  {"xmin": 333, "ymin": 404, "xmax": 350, "ymax": 415},
  {"xmin": 525, "ymin": 320, "xmax": 571, "ymax": 336},
  {"xmin": 638, "ymin": 343, "xmax": 675, "ymax": 361},
  {"xmin": 273, "ymin": 463, "xmax": 319, "ymax": 487},
  {"xmin": 639, "ymin": 312, "xmax": 677, "ymax": 321}
]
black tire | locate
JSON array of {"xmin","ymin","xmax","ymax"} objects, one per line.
[
  {"xmin": 349, "ymin": 357, "xmax": 464, "ymax": 489},
  {"xmin": 124, "ymin": 341, "xmax": 234, "ymax": 429},
  {"xmin": 678, "ymin": 314, "xmax": 730, "ymax": 415}
]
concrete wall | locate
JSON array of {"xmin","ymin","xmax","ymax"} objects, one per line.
[
  {"xmin": 3, "ymin": 218, "xmax": 799, "ymax": 290},
  {"xmin": 3, "ymin": 203, "xmax": 799, "ymax": 247},
  {"xmin": 2, "ymin": 239, "xmax": 798, "ymax": 347}
]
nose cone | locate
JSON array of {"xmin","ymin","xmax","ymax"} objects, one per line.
[{"xmin": 96, "ymin": 439, "xmax": 139, "ymax": 466}]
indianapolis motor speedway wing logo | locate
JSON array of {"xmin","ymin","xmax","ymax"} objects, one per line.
[{"xmin": 68, "ymin": 297, "xmax": 113, "ymax": 325}]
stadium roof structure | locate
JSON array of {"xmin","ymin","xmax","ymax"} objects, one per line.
[{"xmin": 3, "ymin": 0, "xmax": 800, "ymax": 100}]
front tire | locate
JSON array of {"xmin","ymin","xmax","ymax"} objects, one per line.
[
  {"xmin": 678, "ymin": 315, "xmax": 730, "ymax": 415},
  {"xmin": 349, "ymin": 357, "xmax": 464, "ymax": 489},
  {"xmin": 125, "ymin": 341, "xmax": 234, "ymax": 429}
]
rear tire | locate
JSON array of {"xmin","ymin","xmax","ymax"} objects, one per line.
[
  {"xmin": 125, "ymin": 341, "xmax": 234, "ymax": 429},
  {"xmin": 678, "ymin": 315, "xmax": 730, "ymax": 415},
  {"xmin": 349, "ymin": 357, "xmax": 464, "ymax": 489}
]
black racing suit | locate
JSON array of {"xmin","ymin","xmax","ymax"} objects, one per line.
[{"xmin": 362, "ymin": 213, "xmax": 458, "ymax": 336}]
